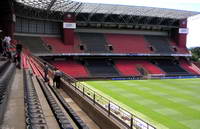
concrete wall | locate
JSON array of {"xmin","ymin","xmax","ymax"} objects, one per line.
[{"xmin": 60, "ymin": 81, "xmax": 126, "ymax": 129}]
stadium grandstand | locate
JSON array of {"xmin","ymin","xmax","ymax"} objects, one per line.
[{"xmin": 0, "ymin": 0, "xmax": 200, "ymax": 129}]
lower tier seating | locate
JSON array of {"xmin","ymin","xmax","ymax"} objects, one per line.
[
  {"xmin": 85, "ymin": 59, "xmax": 120, "ymax": 77},
  {"xmin": 193, "ymin": 62, "xmax": 200, "ymax": 69},
  {"xmin": 115, "ymin": 60, "xmax": 141, "ymax": 76},
  {"xmin": 135, "ymin": 60, "xmax": 165, "ymax": 75},
  {"xmin": 51, "ymin": 60, "xmax": 89, "ymax": 78},
  {"xmin": 180, "ymin": 60, "xmax": 200, "ymax": 74},
  {"xmin": 49, "ymin": 59, "xmax": 199, "ymax": 78},
  {"xmin": 154, "ymin": 59, "xmax": 189, "ymax": 75},
  {"xmin": 115, "ymin": 60, "xmax": 164, "ymax": 76}
]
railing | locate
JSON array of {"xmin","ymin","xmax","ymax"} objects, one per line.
[{"xmin": 32, "ymin": 55, "xmax": 156, "ymax": 129}]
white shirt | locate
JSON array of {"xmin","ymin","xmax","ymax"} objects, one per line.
[{"xmin": 3, "ymin": 36, "xmax": 11, "ymax": 47}]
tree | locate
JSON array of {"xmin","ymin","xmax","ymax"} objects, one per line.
[{"xmin": 190, "ymin": 47, "xmax": 200, "ymax": 62}]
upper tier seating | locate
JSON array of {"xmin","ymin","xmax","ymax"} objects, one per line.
[
  {"xmin": 51, "ymin": 60, "xmax": 89, "ymax": 78},
  {"xmin": 106, "ymin": 34, "xmax": 151, "ymax": 53},
  {"xmin": 169, "ymin": 40, "xmax": 189, "ymax": 54},
  {"xmin": 42, "ymin": 34, "xmax": 81, "ymax": 53},
  {"xmin": 145, "ymin": 36, "xmax": 174, "ymax": 54},
  {"xmin": 180, "ymin": 60, "xmax": 200, "ymax": 74},
  {"xmin": 15, "ymin": 36, "xmax": 50, "ymax": 53},
  {"xmin": 85, "ymin": 59, "xmax": 120, "ymax": 77},
  {"xmin": 78, "ymin": 33, "xmax": 109, "ymax": 53},
  {"xmin": 115, "ymin": 60, "xmax": 164, "ymax": 76},
  {"xmin": 42, "ymin": 37, "xmax": 74, "ymax": 53},
  {"xmin": 154, "ymin": 60, "xmax": 189, "ymax": 75}
]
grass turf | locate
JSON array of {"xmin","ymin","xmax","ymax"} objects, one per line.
[{"xmin": 84, "ymin": 79, "xmax": 200, "ymax": 129}]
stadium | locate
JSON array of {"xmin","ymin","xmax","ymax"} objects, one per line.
[{"xmin": 0, "ymin": 0, "xmax": 200, "ymax": 129}]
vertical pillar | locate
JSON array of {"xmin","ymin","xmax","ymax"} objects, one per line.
[
  {"xmin": 178, "ymin": 19, "xmax": 188, "ymax": 48},
  {"xmin": 6, "ymin": 13, "xmax": 15, "ymax": 39},
  {"xmin": 0, "ymin": 0, "xmax": 15, "ymax": 39},
  {"xmin": 63, "ymin": 13, "xmax": 76, "ymax": 45}
]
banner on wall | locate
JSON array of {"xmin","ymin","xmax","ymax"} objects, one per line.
[
  {"xmin": 63, "ymin": 22, "xmax": 76, "ymax": 29},
  {"xmin": 13, "ymin": 14, "xmax": 16, "ymax": 22},
  {"xmin": 179, "ymin": 28, "xmax": 188, "ymax": 34}
]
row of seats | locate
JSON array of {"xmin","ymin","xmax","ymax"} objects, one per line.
[
  {"xmin": 15, "ymin": 36, "xmax": 50, "ymax": 54},
  {"xmin": 41, "ymin": 36, "xmax": 82, "ymax": 53},
  {"xmin": 49, "ymin": 84, "xmax": 89, "ymax": 129},
  {"xmin": 193, "ymin": 62, "xmax": 200, "ymax": 69},
  {"xmin": 180, "ymin": 60, "xmax": 200, "ymax": 74},
  {"xmin": 24, "ymin": 70, "xmax": 48, "ymax": 129},
  {"xmin": 25, "ymin": 56, "xmax": 89, "ymax": 129},
  {"xmin": 85, "ymin": 59, "xmax": 120, "ymax": 77},
  {"xmin": 115, "ymin": 60, "xmax": 165, "ymax": 76},
  {"xmin": 106, "ymin": 34, "xmax": 152, "ymax": 53},
  {"xmin": 41, "ymin": 33, "xmax": 188, "ymax": 54},
  {"xmin": 0, "ymin": 62, "xmax": 15, "ymax": 123},
  {"xmin": 50, "ymin": 59, "xmax": 200, "ymax": 78},
  {"xmin": 37, "ymin": 76, "xmax": 74, "ymax": 129},
  {"xmin": 78, "ymin": 33, "xmax": 109, "ymax": 53},
  {"xmin": 144, "ymin": 36, "xmax": 174, "ymax": 54},
  {"xmin": 153, "ymin": 59, "xmax": 189, "ymax": 75},
  {"xmin": 51, "ymin": 60, "xmax": 89, "ymax": 78},
  {"xmin": 0, "ymin": 61, "xmax": 9, "ymax": 74},
  {"xmin": 115, "ymin": 60, "xmax": 141, "ymax": 76}
]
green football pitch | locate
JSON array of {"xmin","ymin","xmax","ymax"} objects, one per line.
[{"xmin": 84, "ymin": 79, "xmax": 200, "ymax": 129}]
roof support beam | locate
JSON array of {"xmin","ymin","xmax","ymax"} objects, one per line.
[{"xmin": 47, "ymin": 0, "xmax": 58, "ymax": 11}]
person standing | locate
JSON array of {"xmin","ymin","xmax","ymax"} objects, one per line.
[
  {"xmin": 2, "ymin": 37, "xmax": 7, "ymax": 56},
  {"xmin": 15, "ymin": 42, "xmax": 22, "ymax": 69},
  {"xmin": 53, "ymin": 69, "xmax": 62, "ymax": 88},
  {"xmin": 0, "ymin": 30, "xmax": 3, "ymax": 54},
  {"xmin": 3, "ymin": 36, "xmax": 11, "ymax": 52},
  {"xmin": 43, "ymin": 62, "xmax": 49, "ymax": 82}
]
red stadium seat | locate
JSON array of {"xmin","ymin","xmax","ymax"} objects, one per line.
[
  {"xmin": 180, "ymin": 60, "xmax": 200, "ymax": 74},
  {"xmin": 115, "ymin": 60, "xmax": 165, "ymax": 76},
  {"xmin": 105, "ymin": 34, "xmax": 152, "ymax": 54},
  {"xmin": 51, "ymin": 60, "xmax": 89, "ymax": 78}
]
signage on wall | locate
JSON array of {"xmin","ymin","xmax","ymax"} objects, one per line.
[
  {"xmin": 182, "ymin": 21, "xmax": 186, "ymax": 25},
  {"xmin": 13, "ymin": 14, "xmax": 16, "ymax": 22},
  {"xmin": 63, "ymin": 22, "xmax": 76, "ymax": 29},
  {"xmin": 179, "ymin": 28, "xmax": 188, "ymax": 34},
  {"xmin": 67, "ymin": 14, "xmax": 72, "ymax": 18}
]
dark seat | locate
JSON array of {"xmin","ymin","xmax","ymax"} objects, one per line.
[
  {"xmin": 78, "ymin": 33, "xmax": 110, "ymax": 53},
  {"xmin": 15, "ymin": 36, "xmax": 50, "ymax": 54},
  {"xmin": 154, "ymin": 60, "xmax": 189, "ymax": 75},
  {"xmin": 85, "ymin": 59, "xmax": 120, "ymax": 77},
  {"xmin": 145, "ymin": 36, "xmax": 174, "ymax": 54}
]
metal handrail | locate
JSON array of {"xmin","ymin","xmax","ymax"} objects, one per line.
[{"xmin": 32, "ymin": 55, "xmax": 156, "ymax": 129}]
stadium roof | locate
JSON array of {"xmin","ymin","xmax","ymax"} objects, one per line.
[
  {"xmin": 15, "ymin": 0, "xmax": 199, "ymax": 19},
  {"xmin": 76, "ymin": 3, "xmax": 199, "ymax": 19}
]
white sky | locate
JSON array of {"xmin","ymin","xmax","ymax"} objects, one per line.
[{"xmin": 74, "ymin": 0, "xmax": 200, "ymax": 48}]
